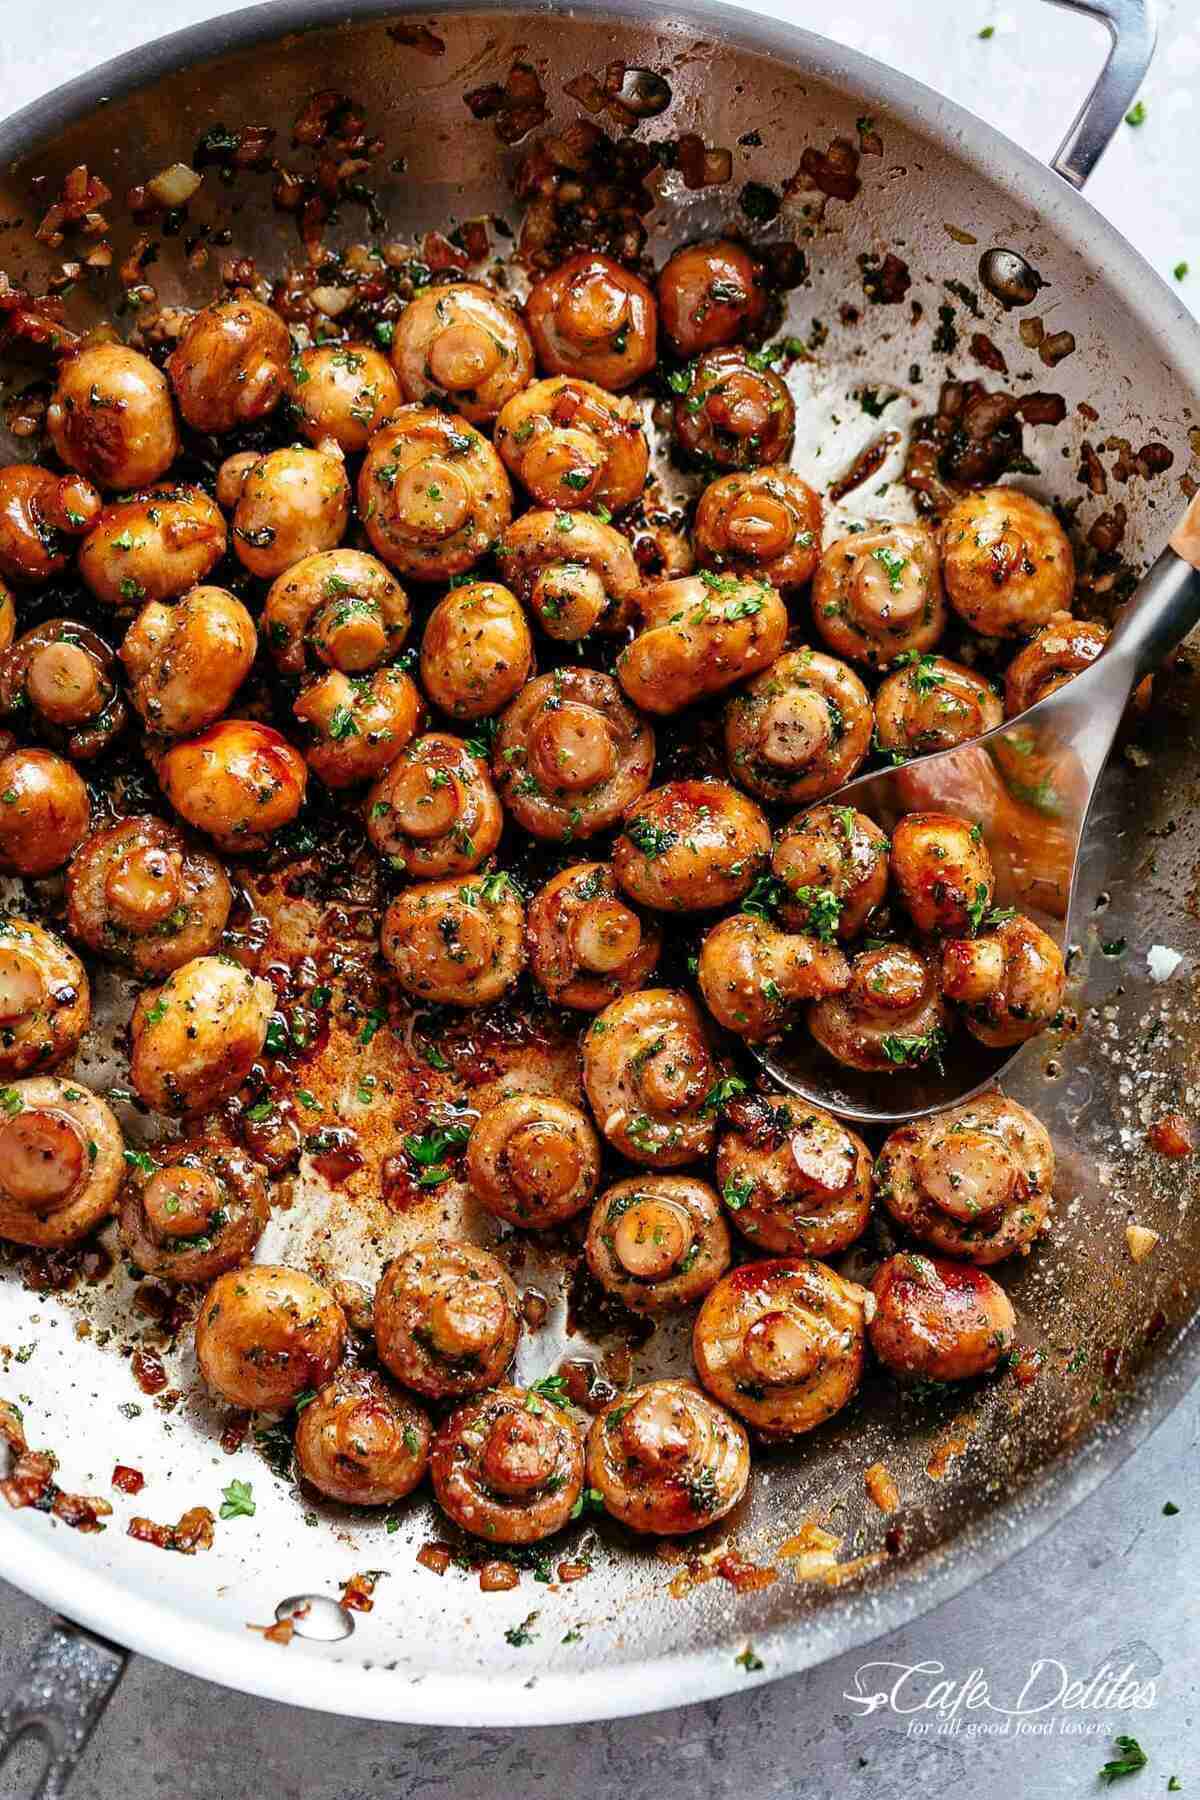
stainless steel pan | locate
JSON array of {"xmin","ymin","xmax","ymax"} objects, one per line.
[{"xmin": 2, "ymin": 0, "xmax": 1199, "ymax": 1781}]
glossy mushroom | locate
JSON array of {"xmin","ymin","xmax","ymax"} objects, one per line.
[
  {"xmin": 231, "ymin": 446, "xmax": 350, "ymax": 581},
  {"xmin": 78, "ymin": 484, "xmax": 226, "ymax": 609},
  {"xmin": 524, "ymin": 252, "xmax": 657, "ymax": 391},
  {"xmin": 262, "ymin": 548, "xmax": 409, "ymax": 680},
  {"xmin": 292, "ymin": 665, "xmax": 422, "ymax": 789},
  {"xmin": 587, "ymin": 1379, "xmax": 749, "ymax": 1535},
  {"xmin": 431, "ymin": 1383, "xmax": 584, "ymax": 1545},
  {"xmin": 1004, "ymin": 611, "xmax": 1109, "ymax": 715},
  {"xmin": 0, "ymin": 748, "xmax": 90, "ymax": 875},
  {"xmin": 890, "ymin": 811, "xmax": 996, "ymax": 937},
  {"xmin": 613, "ymin": 779, "xmax": 770, "ymax": 914},
  {"xmin": 46, "ymin": 342, "xmax": 179, "ymax": 491},
  {"xmin": 869, "ymin": 1252, "xmax": 1016, "ymax": 1382},
  {"xmin": 418, "ymin": 581, "xmax": 534, "ymax": 721},
  {"xmin": 724, "ymin": 648, "xmax": 872, "ymax": 804},
  {"xmin": 716, "ymin": 1092, "xmax": 872, "ymax": 1257},
  {"xmin": 874, "ymin": 1091, "xmax": 1054, "ymax": 1263},
  {"xmin": 0, "ymin": 1076, "xmax": 123, "ymax": 1249},
  {"xmin": 941, "ymin": 912, "xmax": 1066, "ymax": 1046},
  {"xmin": 65, "ymin": 815, "xmax": 233, "ymax": 977},
  {"xmin": 874, "ymin": 655, "xmax": 1003, "ymax": 761},
  {"xmin": 118, "ymin": 1138, "xmax": 268, "ymax": 1284},
  {"xmin": 358, "ymin": 406, "xmax": 512, "ymax": 583},
  {"xmin": 694, "ymin": 467, "xmax": 822, "ymax": 592},
  {"xmin": 121, "ymin": 587, "xmax": 257, "ymax": 739},
  {"xmin": 582, "ymin": 987, "xmax": 719, "ymax": 1167},
  {"xmin": 389, "ymin": 282, "xmax": 534, "ymax": 423},
  {"xmin": 697, "ymin": 913, "xmax": 849, "ymax": 1042},
  {"xmin": 808, "ymin": 944, "xmax": 948, "ymax": 1074},
  {"xmin": 294, "ymin": 1367, "xmax": 432, "ymax": 1505},
  {"xmin": 167, "ymin": 293, "xmax": 292, "ymax": 433},
  {"xmin": 585, "ymin": 1175, "xmax": 731, "ymax": 1313},
  {"xmin": 367, "ymin": 732, "xmax": 501, "ymax": 877},
  {"xmin": 466, "ymin": 1091, "xmax": 601, "ymax": 1228},
  {"xmin": 380, "ymin": 872, "xmax": 525, "ymax": 1006},
  {"xmin": 771, "ymin": 803, "xmax": 889, "ymax": 940},
  {"xmin": 156, "ymin": 720, "xmax": 307, "ymax": 851},
  {"xmin": 657, "ymin": 239, "xmax": 767, "ymax": 356},
  {"xmin": 284, "ymin": 341, "xmax": 401, "ymax": 454},
  {"xmin": 617, "ymin": 573, "xmax": 787, "ymax": 716},
  {"xmin": 0, "ymin": 919, "xmax": 89, "ymax": 1078},
  {"xmin": 0, "ymin": 465, "xmax": 100, "ymax": 585},
  {"xmin": 0, "ymin": 619, "xmax": 125, "ymax": 761},
  {"xmin": 493, "ymin": 667, "xmax": 654, "ymax": 842},
  {"xmin": 498, "ymin": 509, "xmax": 642, "ymax": 640},
  {"xmin": 129, "ymin": 954, "xmax": 275, "ymax": 1115},
  {"xmin": 194, "ymin": 1264, "xmax": 347, "ymax": 1410},
  {"xmin": 811, "ymin": 521, "xmax": 946, "ymax": 669},
  {"xmin": 526, "ymin": 861, "xmax": 661, "ymax": 1010},
  {"xmin": 373, "ymin": 1238, "xmax": 519, "ymax": 1399},
  {"xmin": 941, "ymin": 487, "xmax": 1075, "ymax": 637},
  {"xmin": 672, "ymin": 348, "xmax": 794, "ymax": 470},
  {"xmin": 495, "ymin": 375, "xmax": 648, "ymax": 514},
  {"xmin": 693, "ymin": 1257, "xmax": 869, "ymax": 1438}
]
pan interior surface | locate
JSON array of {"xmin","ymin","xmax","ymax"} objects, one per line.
[{"xmin": 1, "ymin": 0, "xmax": 1199, "ymax": 1725}]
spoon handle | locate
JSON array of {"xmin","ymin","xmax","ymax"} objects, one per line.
[{"xmin": 1105, "ymin": 493, "xmax": 1200, "ymax": 681}]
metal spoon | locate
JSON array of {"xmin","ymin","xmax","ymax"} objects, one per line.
[{"xmin": 755, "ymin": 496, "xmax": 1200, "ymax": 1125}]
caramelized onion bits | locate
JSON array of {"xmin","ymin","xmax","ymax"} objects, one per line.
[
  {"xmin": 808, "ymin": 943, "xmax": 948, "ymax": 1074},
  {"xmin": 0, "ymin": 1075, "xmax": 123, "ymax": 1248},
  {"xmin": 359, "ymin": 405, "xmax": 512, "ymax": 582},
  {"xmin": 941, "ymin": 486, "xmax": 1075, "ymax": 637},
  {"xmin": 156, "ymin": 719, "xmax": 307, "ymax": 851},
  {"xmin": 66, "ymin": 815, "xmax": 232, "ymax": 978},
  {"xmin": 47, "ymin": 343, "xmax": 179, "ymax": 492},
  {"xmin": 284, "ymin": 341, "xmax": 401, "ymax": 454},
  {"xmin": 587, "ymin": 1378, "xmax": 749, "ymax": 1534},
  {"xmin": 673, "ymin": 347, "xmax": 794, "ymax": 470},
  {"xmin": 716, "ymin": 1094, "xmax": 871, "ymax": 1257},
  {"xmin": 1004, "ymin": 611, "xmax": 1107, "ymax": 715},
  {"xmin": 294, "ymin": 1367, "xmax": 432, "ymax": 1506},
  {"xmin": 585, "ymin": 1175, "xmax": 731, "ymax": 1312},
  {"xmin": 129, "ymin": 954, "xmax": 274, "ymax": 1116},
  {"xmin": 0, "ymin": 466, "xmax": 100, "ymax": 586},
  {"xmin": 874, "ymin": 1092, "xmax": 1054, "ymax": 1263},
  {"xmin": 941, "ymin": 913, "xmax": 1065, "ymax": 1047},
  {"xmin": 697, "ymin": 914, "xmax": 849, "ymax": 1043},
  {"xmin": 582, "ymin": 987, "xmax": 718, "ymax": 1167},
  {"xmin": 231, "ymin": 446, "xmax": 350, "ymax": 581},
  {"xmin": 78, "ymin": 484, "xmax": 227, "ymax": 609},
  {"xmin": 811, "ymin": 521, "xmax": 946, "ymax": 669},
  {"xmin": 467, "ymin": 1092, "xmax": 601, "ymax": 1229},
  {"xmin": 495, "ymin": 375, "xmax": 648, "ymax": 515},
  {"xmin": 0, "ymin": 619, "xmax": 125, "ymax": 761},
  {"xmin": 374, "ymin": 1239, "xmax": 519, "ymax": 1400},
  {"xmin": 524, "ymin": 252, "xmax": 657, "ymax": 391},
  {"xmin": 771, "ymin": 803, "xmax": 889, "ymax": 940},
  {"xmin": 0, "ymin": 748, "xmax": 90, "ymax": 875},
  {"xmin": 869, "ymin": 1252, "xmax": 1016, "ymax": 1382},
  {"xmin": 195, "ymin": 1265, "xmax": 347, "ymax": 1410},
  {"xmin": 419, "ymin": 581, "xmax": 534, "ymax": 720},
  {"xmin": 431, "ymin": 1383, "xmax": 584, "ymax": 1545},
  {"xmin": 263, "ymin": 549, "xmax": 409, "ymax": 678},
  {"xmin": 890, "ymin": 811, "xmax": 995, "ymax": 938},
  {"xmin": 657, "ymin": 239, "xmax": 767, "ymax": 357},
  {"xmin": 493, "ymin": 667, "xmax": 653, "ymax": 842},
  {"xmin": 118, "ymin": 1139, "xmax": 268, "ymax": 1285},
  {"xmin": 617, "ymin": 572, "xmax": 787, "ymax": 716},
  {"xmin": 874, "ymin": 654, "xmax": 1002, "ymax": 761},
  {"xmin": 693, "ymin": 1257, "xmax": 869, "ymax": 1438},
  {"xmin": 724, "ymin": 648, "xmax": 872, "ymax": 804},
  {"xmin": 167, "ymin": 293, "xmax": 292, "ymax": 434},
  {"xmin": 293, "ymin": 665, "xmax": 422, "ymax": 789},
  {"xmin": 367, "ymin": 732, "xmax": 501, "ymax": 877},
  {"xmin": 694, "ymin": 467, "xmax": 822, "ymax": 592},
  {"xmin": 0, "ymin": 919, "xmax": 88, "ymax": 1078},
  {"xmin": 526, "ymin": 861, "xmax": 661, "ymax": 1010},
  {"xmin": 498, "ymin": 508, "xmax": 642, "ymax": 640},
  {"xmin": 121, "ymin": 587, "xmax": 257, "ymax": 739},
  {"xmin": 381, "ymin": 872, "xmax": 525, "ymax": 1006},
  {"xmin": 613, "ymin": 779, "xmax": 770, "ymax": 914},
  {"xmin": 390, "ymin": 282, "xmax": 534, "ymax": 424}
]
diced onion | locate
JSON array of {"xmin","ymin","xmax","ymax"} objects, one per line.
[{"xmin": 147, "ymin": 163, "xmax": 203, "ymax": 208}]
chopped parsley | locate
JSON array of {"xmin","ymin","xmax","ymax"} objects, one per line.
[
  {"xmin": 880, "ymin": 1026, "xmax": 947, "ymax": 1071},
  {"xmin": 789, "ymin": 885, "xmax": 843, "ymax": 943},
  {"xmin": 1098, "ymin": 1735, "xmax": 1147, "ymax": 1783},
  {"xmin": 625, "ymin": 816, "xmax": 677, "ymax": 859},
  {"xmin": 700, "ymin": 1075, "xmax": 748, "ymax": 1117},
  {"xmin": 219, "ymin": 1478, "xmax": 256, "ymax": 1520},
  {"xmin": 404, "ymin": 1120, "xmax": 472, "ymax": 1188}
]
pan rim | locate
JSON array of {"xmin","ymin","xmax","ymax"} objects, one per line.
[{"xmin": 2, "ymin": 0, "xmax": 1199, "ymax": 1727}]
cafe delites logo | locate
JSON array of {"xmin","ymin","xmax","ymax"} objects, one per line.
[{"xmin": 844, "ymin": 1657, "xmax": 1157, "ymax": 1738}]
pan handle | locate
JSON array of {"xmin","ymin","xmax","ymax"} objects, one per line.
[
  {"xmin": 1047, "ymin": 0, "xmax": 1157, "ymax": 188},
  {"xmin": 0, "ymin": 1620, "xmax": 127, "ymax": 1800}
]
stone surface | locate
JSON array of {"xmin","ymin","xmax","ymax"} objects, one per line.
[{"xmin": 1, "ymin": 2, "xmax": 1197, "ymax": 1797}]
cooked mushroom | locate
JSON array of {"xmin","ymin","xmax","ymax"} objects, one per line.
[
  {"xmin": 373, "ymin": 1238, "xmax": 519, "ymax": 1399},
  {"xmin": 694, "ymin": 467, "xmax": 822, "ymax": 592},
  {"xmin": 367, "ymin": 732, "xmax": 501, "ymax": 877},
  {"xmin": 418, "ymin": 581, "xmax": 534, "ymax": 721},
  {"xmin": 716, "ymin": 1092, "xmax": 872, "ymax": 1257},
  {"xmin": 890, "ymin": 811, "xmax": 996, "ymax": 937},
  {"xmin": 657, "ymin": 240, "xmax": 767, "ymax": 356},
  {"xmin": 613, "ymin": 779, "xmax": 770, "ymax": 913},
  {"xmin": 78, "ymin": 484, "xmax": 227, "ymax": 609},
  {"xmin": 0, "ymin": 619, "xmax": 125, "ymax": 761},
  {"xmin": 358, "ymin": 406, "xmax": 512, "ymax": 582},
  {"xmin": 0, "ymin": 1076, "xmax": 123, "ymax": 1248},
  {"xmin": 697, "ymin": 913, "xmax": 849, "ymax": 1042},
  {"xmin": 467, "ymin": 1091, "xmax": 601, "ymax": 1228},
  {"xmin": 771, "ymin": 803, "xmax": 889, "ymax": 940},
  {"xmin": 294, "ymin": 1367, "xmax": 432, "ymax": 1505},
  {"xmin": 0, "ymin": 465, "xmax": 99, "ymax": 585},
  {"xmin": 498, "ymin": 508, "xmax": 642, "ymax": 640},
  {"xmin": 526, "ymin": 861, "xmax": 661, "ymax": 1010},
  {"xmin": 129, "ymin": 954, "xmax": 275, "ymax": 1115},
  {"xmin": 0, "ymin": 919, "xmax": 89, "ymax": 1078},
  {"xmin": 808, "ymin": 943, "xmax": 949, "ymax": 1074},
  {"xmin": 869, "ymin": 1252, "xmax": 1016, "ymax": 1382},
  {"xmin": 495, "ymin": 375, "xmax": 648, "ymax": 514},
  {"xmin": 431, "ymin": 1383, "xmax": 584, "ymax": 1544},
  {"xmin": 0, "ymin": 747, "xmax": 90, "ymax": 875},
  {"xmin": 724, "ymin": 648, "xmax": 872, "ymax": 804},
  {"xmin": 156, "ymin": 720, "xmax": 307, "ymax": 851},
  {"xmin": 262, "ymin": 549, "xmax": 410, "ymax": 679},
  {"xmin": 693, "ymin": 1257, "xmax": 869, "ymax": 1438},
  {"xmin": 493, "ymin": 667, "xmax": 654, "ymax": 842},
  {"xmin": 214, "ymin": 450, "xmax": 264, "ymax": 510},
  {"xmin": 381, "ymin": 872, "xmax": 525, "ymax": 1006},
  {"xmin": 672, "ymin": 348, "xmax": 794, "ymax": 469},
  {"xmin": 1004, "ymin": 610, "xmax": 1109, "ymax": 715},
  {"xmin": 47, "ymin": 342, "xmax": 179, "ymax": 491},
  {"xmin": 524, "ymin": 252, "xmax": 657, "ymax": 391},
  {"xmin": 874, "ymin": 654, "xmax": 1003, "ymax": 760},
  {"xmin": 284, "ymin": 341, "xmax": 401, "ymax": 454},
  {"xmin": 587, "ymin": 1379, "xmax": 749, "ymax": 1534},
  {"xmin": 811, "ymin": 521, "xmax": 946, "ymax": 669},
  {"xmin": 121, "ymin": 587, "xmax": 258, "ymax": 739},
  {"xmin": 118, "ymin": 1138, "xmax": 268, "ymax": 1284},
  {"xmin": 390, "ymin": 282, "xmax": 534, "ymax": 423},
  {"xmin": 292, "ymin": 665, "xmax": 422, "ymax": 789},
  {"xmin": 66, "ymin": 815, "xmax": 232, "ymax": 976},
  {"xmin": 195, "ymin": 1264, "xmax": 347, "ymax": 1410},
  {"xmin": 231, "ymin": 447, "xmax": 350, "ymax": 581},
  {"xmin": 874, "ymin": 1091, "xmax": 1054, "ymax": 1263},
  {"xmin": 617, "ymin": 573, "xmax": 787, "ymax": 715},
  {"xmin": 585, "ymin": 1175, "xmax": 731, "ymax": 1312},
  {"xmin": 941, "ymin": 487, "xmax": 1075, "ymax": 637},
  {"xmin": 941, "ymin": 912, "xmax": 1066, "ymax": 1046},
  {"xmin": 582, "ymin": 987, "xmax": 718, "ymax": 1167},
  {"xmin": 168, "ymin": 293, "xmax": 292, "ymax": 433}
]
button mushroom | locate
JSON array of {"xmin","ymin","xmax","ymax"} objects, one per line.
[
  {"xmin": 586, "ymin": 1378, "xmax": 749, "ymax": 1534},
  {"xmin": 294, "ymin": 1367, "xmax": 432, "ymax": 1506},
  {"xmin": 367, "ymin": 731, "xmax": 502, "ymax": 877},
  {"xmin": 390, "ymin": 282, "xmax": 533, "ymax": 424},
  {"xmin": 618, "ymin": 572, "xmax": 787, "ymax": 716},
  {"xmin": 585, "ymin": 1175, "xmax": 731, "ymax": 1312},
  {"xmin": 466, "ymin": 1091, "xmax": 601, "ymax": 1229},
  {"xmin": 524, "ymin": 252, "xmax": 657, "ymax": 391},
  {"xmin": 941, "ymin": 487, "xmax": 1075, "ymax": 637},
  {"xmin": 78, "ymin": 483, "xmax": 227, "ymax": 609},
  {"xmin": 167, "ymin": 293, "xmax": 292, "ymax": 433},
  {"xmin": 582, "ymin": 987, "xmax": 719, "ymax": 1167},
  {"xmin": 811, "ymin": 521, "xmax": 946, "ymax": 669},
  {"xmin": 724, "ymin": 647, "xmax": 873, "ymax": 804},
  {"xmin": 0, "ymin": 1075, "xmax": 123, "ymax": 1248},
  {"xmin": 613, "ymin": 779, "xmax": 770, "ymax": 914},
  {"xmin": 418, "ymin": 581, "xmax": 534, "ymax": 721},
  {"xmin": 129, "ymin": 954, "xmax": 275, "ymax": 1115},
  {"xmin": 697, "ymin": 913, "xmax": 849, "ymax": 1042},
  {"xmin": 869, "ymin": 1252, "xmax": 1016, "ymax": 1382},
  {"xmin": 431, "ymin": 1383, "xmax": 584, "ymax": 1544},
  {"xmin": 716, "ymin": 1092, "xmax": 872, "ymax": 1257},
  {"xmin": 194, "ymin": 1264, "xmax": 347, "ymax": 1410},
  {"xmin": 373, "ymin": 1238, "xmax": 519, "ymax": 1400},
  {"xmin": 65, "ymin": 815, "xmax": 232, "ymax": 977},
  {"xmin": 526, "ymin": 861, "xmax": 661, "ymax": 1010},
  {"xmin": 121, "ymin": 587, "xmax": 258, "ymax": 740},
  {"xmin": 118, "ymin": 1138, "xmax": 268, "ymax": 1284},
  {"xmin": 381, "ymin": 871, "xmax": 525, "ymax": 1006},
  {"xmin": 47, "ymin": 343, "xmax": 180, "ymax": 491},
  {"xmin": 495, "ymin": 375, "xmax": 648, "ymax": 514},
  {"xmin": 493, "ymin": 667, "xmax": 654, "ymax": 842},
  {"xmin": 694, "ymin": 467, "xmax": 822, "ymax": 592},
  {"xmin": 357, "ymin": 405, "xmax": 512, "ymax": 582}
]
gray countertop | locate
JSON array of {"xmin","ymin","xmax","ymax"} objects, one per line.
[{"xmin": 1, "ymin": 2, "xmax": 1198, "ymax": 1796}]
